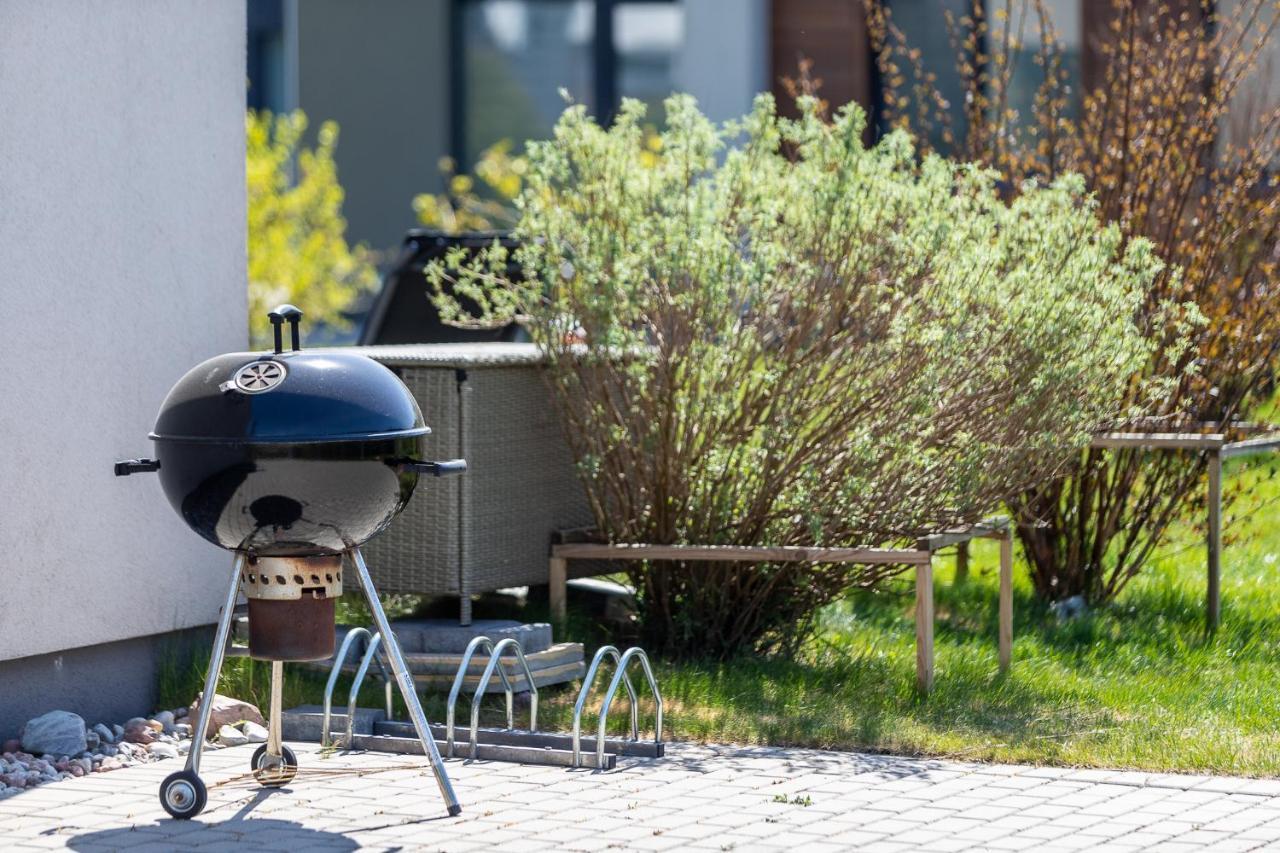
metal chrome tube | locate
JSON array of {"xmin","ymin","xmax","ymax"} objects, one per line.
[
  {"xmin": 349, "ymin": 547, "xmax": 461, "ymax": 816},
  {"xmin": 344, "ymin": 633, "xmax": 383, "ymax": 747},
  {"xmin": 445, "ymin": 636, "xmax": 514, "ymax": 758},
  {"xmin": 268, "ymin": 660, "xmax": 284, "ymax": 758},
  {"xmin": 596, "ymin": 647, "xmax": 663, "ymax": 770},
  {"xmin": 571, "ymin": 645, "xmax": 639, "ymax": 767},
  {"xmin": 321, "ymin": 627, "xmax": 372, "ymax": 749},
  {"xmin": 467, "ymin": 638, "xmax": 539, "ymax": 760},
  {"xmin": 185, "ymin": 553, "xmax": 246, "ymax": 775}
]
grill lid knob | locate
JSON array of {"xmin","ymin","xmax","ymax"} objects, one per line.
[{"xmin": 267, "ymin": 304, "xmax": 303, "ymax": 354}]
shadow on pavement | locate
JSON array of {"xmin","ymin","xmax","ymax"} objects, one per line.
[{"xmin": 65, "ymin": 788, "xmax": 359, "ymax": 851}]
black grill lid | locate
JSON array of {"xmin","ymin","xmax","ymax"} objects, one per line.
[{"xmin": 150, "ymin": 305, "xmax": 427, "ymax": 444}]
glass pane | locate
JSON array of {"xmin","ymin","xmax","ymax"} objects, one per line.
[
  {"xmin": 988, "ymin": 0, "xmax": 1082, "ymax": 129},
  {"xmin": 463, "ymin": 0, "xmax": 595, "ymax": 166},
  {"xmin": 614, "ymin": 2, "xmax": 685, "ymax": 127},
  {"xmin": 882, "ymin": 0, "xmax": 970, "ymax": 152}
]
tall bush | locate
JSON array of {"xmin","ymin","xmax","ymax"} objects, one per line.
[
  {"xmin": 412, "ymin": 140, "xmax": 526, "ymax": 233},
  {"xmin": 430, "ymin": 95, "xmax": 1169, "ymax": 657},
  {"xmin": 865, "ymin": 0, "xmax": 1280, "ymax": 603},
  {"xmin": 246, "ymin": 110, "xmax": 377, "ymax": 347}
]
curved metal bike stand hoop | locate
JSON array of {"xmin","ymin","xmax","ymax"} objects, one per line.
[
  {"xmin": 345, "ymin": 633, "xmax": 395, "ymax": 747},
  {"xmin": 469, "ymin": 638, "xmax": 539, "ymax": 760},
  {"xmin": 595, "ymin": 647, "xmax": 663, "ymax": 770},
  {"xmin": 321, "ymin": 627, "xmax": 392, "ymax": 749},
  {"xmin": 444, "ymin": 635, "xmax": 516, "ymax": 758},
  {"xmin": 571, "ymin": 645, "xmax": 639, "ymax": 768}
]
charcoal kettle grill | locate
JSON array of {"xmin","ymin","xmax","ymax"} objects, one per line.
[{"xmin": 115, "ymin": 305, "xmax": 466, "ymax": 819}]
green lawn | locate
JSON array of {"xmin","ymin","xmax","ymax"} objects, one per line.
[{"xmin": 159, "ymin": 453, "xmax": 1280, "ymax": 776}]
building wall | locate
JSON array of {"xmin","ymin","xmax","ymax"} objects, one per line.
[
  {"xmin": 294, "ymin": 0, "xmax": 452, "ymax": 256},
  {"xmin": 0, "ymin": 0, "xmax": 247, "ymax": 690},
  {"xmin": 770, "ymin": 0, "xmax": 873, "ymax": 119},
  {"xmin": 676, "ymin": 0, "xmax": 770, "ymax": 123}
]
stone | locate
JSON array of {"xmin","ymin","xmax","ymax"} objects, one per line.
[
  {"xmin": 111, "ymin": 724, "xmax": 124, "ymax": 740},
  {"xmin": 281, "ymin": 704, "xmax": 386, "ymax": 742},
  {"xmin": 216, "ymin": 724, "xmax": 249, "ymax": 747},
  {"xmin": 148, "ymin": 742, "xmax": 179, "ymax": 760},
  {"xmin": 384, "ymin": 619, "xmax": 554, "ymax": 655},
  {"xmin": 1, "ymin": 739, "xmax": 19, "ymax": 753},
  {"xmin": 154, "ymin": 711, "xmax": 176, "ymax": 733},
  {"xmin": 93, "ymin": 723, "xmax": 115, "ymax": 744},
  {"xmin": 241, "ymin": 721, "xmax": 269, "ymax": 744},
  {"xmin": 1050, "ymin": 594, "xmax": 1089, "ymax": 622},
  {"xmin": 84, "ymin": 730, "xmax": 100, "ymax": 751},
  {"xmin": 190, "ymin": 693, "xmax": 265, "ymax": 734},
  {"xmin": 20, "ymin": 711, "xmax": 86, "ymax": 758},
  {"xmin": 174, "ymin": 723, "xmax": 191, "ymax": 737},
  {"xmin": 122, "ymin": 721, "xmax": 155, "ymax": 745},
  {"xmin": 69, "ymin": 764, "xmax": 85, "ymax": 777},
  {"xmin": 144, "ymin": 719, "xmax": 164, "ymax": 733}
]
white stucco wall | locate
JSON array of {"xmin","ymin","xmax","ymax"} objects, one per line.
[{"xmin": 0, "ymin": 2, "xmax": 247, "ymax": 662}]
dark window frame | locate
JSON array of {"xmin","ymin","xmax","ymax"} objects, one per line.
[{"xmin": 449, "ymin": 0, "xmax": 677, "ymax": 166}]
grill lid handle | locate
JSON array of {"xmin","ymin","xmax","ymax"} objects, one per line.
[
  {"xmin": 267, "ymin": 304, "xmax": 303, "ymax": 354},
  {"xmin": 395, "ymin": 458, "xmax": 468, "ymax": 477},
  {"xmin": 114, "ymin": 458, "xmax": 160, "ymax": 476}
]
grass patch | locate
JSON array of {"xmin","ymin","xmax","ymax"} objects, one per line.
[{"xmin": 158, "ymin": 455, "xmax": 1280, "ymax": 775}]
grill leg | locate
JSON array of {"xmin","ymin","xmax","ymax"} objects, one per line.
[
  {"xmin": 184, "ymin": 553, "xmax": 245, "ymax": 776},
  {"xmin": 348, "ymin": 547, "xmax": 462, "ymax": 817},
  {"xmin": 267, "ymin": 660, "xmax": 284, "ymax": 757}
]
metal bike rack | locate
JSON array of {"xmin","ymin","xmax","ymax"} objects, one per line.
[
  {"xmin": 571, "ymin": 645, "xmax": 639, "ymax": 767},
  {"xmin": 321, "ymin": 627, "xmax": 393, "ymax": 748},
  {"xmin": 303, "ymin": 635, "xmax": 664, "ymax": 770},
  {"xmin": 444, "ymin": 635, "xmax": 517, "ymax": 758},
  {"xmin": 589, "ymin": 647, "xmax": 663, "ymax": 770},
  {"xmin": 467, "ymin": 638, "xmax": 539, "ymax": 759}
]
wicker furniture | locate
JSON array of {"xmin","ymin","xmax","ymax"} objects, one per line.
[{"xmin": 350, "ymin": 344, "xmax": 594, "ymax": 623}]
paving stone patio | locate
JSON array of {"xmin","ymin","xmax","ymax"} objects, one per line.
[{"xmin": 1, "ymin": 740, "xmax": 1279, "ymax": 851}]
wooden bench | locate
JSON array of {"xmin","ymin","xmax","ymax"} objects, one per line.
[
  {"xmin": 548, "ymin": 518, "xmax": 1014, "ymax": 694},
  {"xmin": 1090, "ymin": 430, "xmax": 1280, "ymax": 632}
]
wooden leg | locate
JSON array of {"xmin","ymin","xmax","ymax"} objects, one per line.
[
  {"xmin": 549, "ymin": 556, "xmax": 568, "ymax": 622},
  {"xmin": 915, "ymin": 556, "xmax": 934, "ymax": 694},
  {"xmin": 954, "ymin": 541, "xmax": 969, "ymax": 585},
  {"xmin": 998, "ymin": 533, "xmax": 1013, "ymax": 673},
  {"xmin": 1207, "ymin": 450, "xmax": 1222, "ymax": 633}
]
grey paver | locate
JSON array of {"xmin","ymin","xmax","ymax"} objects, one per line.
[{"xmin": 0, "ymin": 741, "xmax": 1275, "ymax": 850}]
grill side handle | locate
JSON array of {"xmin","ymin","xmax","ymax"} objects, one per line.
[
  {"xmin": 393, "ymin": 458, "xmax": 468, "ymax": 477},
  {"xmin": 115, "ymin": 458, "xmax": 161, "ymax": 476}
]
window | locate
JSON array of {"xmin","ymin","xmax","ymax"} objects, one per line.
[
  {"xmin": 247, "ymin": 0, "xmax": 287, "ymax": 113},
  {"xmin": 875, "ymin": 0, "xmax": 1082, "ymax": 152},
  {"xmin": 992, "ymin": 0, "xmax": 1082, "ymax": 129},
  {"xmin": 453, "ymin": 0, "xmax": 683, "ymax": 167}
]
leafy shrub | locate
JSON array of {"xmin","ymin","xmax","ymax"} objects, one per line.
[
  {"xmin": 864, "ymin": 0, "xmax": 1280, "ymax": 603},
  {"xmin": 412, "ymin": 140, "xmax": 526, "ymax": 233},
  {"xmin": 246, "ymin": 110, "xmax": 377, "ymax": 347},
  {"xmin": 429, "ymin": 94, "xmax": 1169, "ymax": 657}
]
